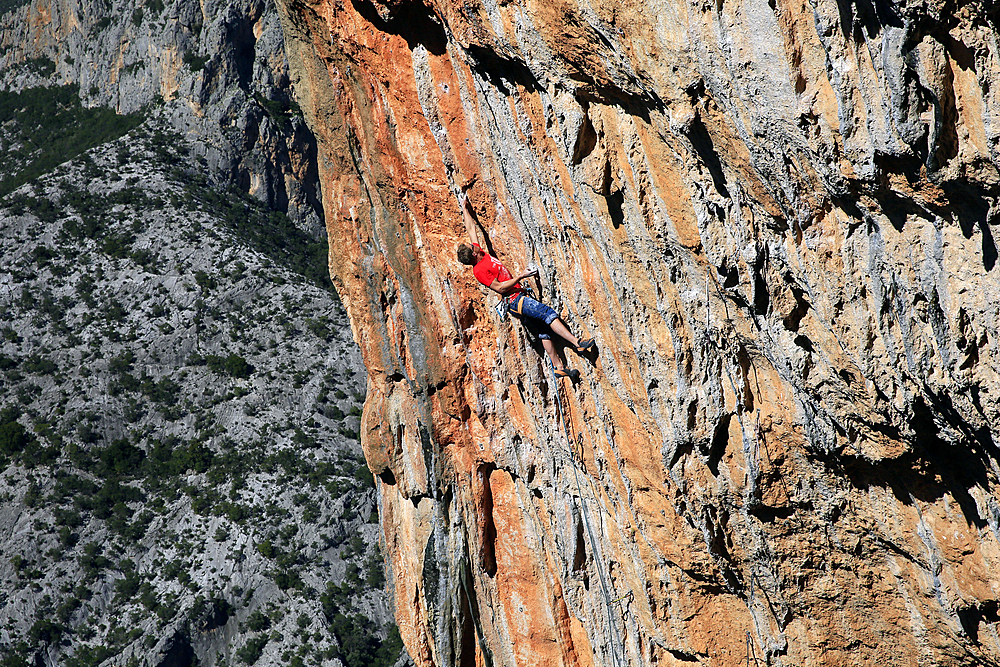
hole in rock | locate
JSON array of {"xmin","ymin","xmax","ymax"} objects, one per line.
[
  {"xmin": 572, "ymin": 111, "xmax": 597, "ymax": 165},
  {"xmin": 957, "ymin": 600, "xmax": 1000, "ymax": 644},
  {"xmin": 478, "ymin": 464, "xmax": 498, "ymax": 576},
  {"xmin": 708, "ymin": 414, "xmax": 731, "ymax": 476},
  {"xmin": 572, "ymin": 517, "xmax": 587, "ymax": 571}
]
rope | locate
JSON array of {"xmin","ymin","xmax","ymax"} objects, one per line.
[
  {"xmin": 745, "ymin": 630, "xmax": 762, "ymax": 666},
  {"xmin": 459, "ymin": 552, "xmax": 495, "ymax": 667},
  {"xmin": 548, "ymin": 359, "xmax": 627, "ymax": 667}
]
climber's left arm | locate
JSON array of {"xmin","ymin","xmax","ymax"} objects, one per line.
[{"xmin": 461, "ymin": 194, "xmax": 482, "ymax": 247}]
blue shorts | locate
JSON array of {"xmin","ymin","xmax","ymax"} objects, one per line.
[{"xmin": 507, "ymin": 294, "xmax": 558, "ymax": 340}]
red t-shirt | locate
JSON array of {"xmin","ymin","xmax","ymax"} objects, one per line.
[{"xmin": 472, "ymin": 243, "xmax": 521, "ymax": 295}]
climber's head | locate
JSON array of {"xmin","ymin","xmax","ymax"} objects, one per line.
[{"xmin": 457, "ymin": 243, "xmax": 482, "ymax": 266}]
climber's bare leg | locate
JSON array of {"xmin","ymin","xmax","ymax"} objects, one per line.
[
  {"xmin": 548, "ymin": 318, "xmax": 580, "ymax": 348},
  {"xmin": 541, "ymin": 339, "xmax": 564, "ymax": 370}
]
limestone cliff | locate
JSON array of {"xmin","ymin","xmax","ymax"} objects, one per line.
[{"xmin": 275, "ymin": 0, "xmax": 1000, "ymax": 664}]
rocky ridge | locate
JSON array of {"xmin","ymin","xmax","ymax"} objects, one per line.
[
  {"xmin": 0, "ymin": 0, "xmax": 323, "ymax": 233},
  {"xmin": 274, "ymin": 0, "xmax": 1000, "ymax": 665},
  {"xmin": 0, "ymin": 117, "xmax": 402, "ymax": 665}
]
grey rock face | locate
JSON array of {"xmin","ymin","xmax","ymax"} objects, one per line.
[{"xmin": 0, "ymin": 0, "xmax": 324, "ymax": 235}]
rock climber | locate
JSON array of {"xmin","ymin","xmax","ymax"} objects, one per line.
[{"xmin": 456, "ymin": 194, "xmax": 595, "ymax": 380}]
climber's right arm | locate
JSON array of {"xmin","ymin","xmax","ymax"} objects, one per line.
[{"xmin": 489, "ymin": 269, "xmax": 538, "ymax": 295}]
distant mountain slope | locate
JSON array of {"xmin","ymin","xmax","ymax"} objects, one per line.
[
  {"xmin": 0, "ymin": 118, "xmax": 402, "ymax": 667},
  {"xmin": 0, "ymin": 0, "xmax": 322, "ymax": 233}
]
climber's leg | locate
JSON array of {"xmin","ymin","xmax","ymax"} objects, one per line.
[
  {"xmin": 541, "ymin": 338, "xmax": 563, "ymax": 369},
  {"xmin": 512, "ymin": 305, "xmax": 577, "ymax": 375},
  {"xmin": 515, "ymin": 296, "xmax": 592, "ymax": 351},
  {"xmin": 517, "ymin": 297, "xmax": 575, "ymax": 343},
  {"xmin": 547, "ymin": 318, "xmax": 580, "ymax": 348}
]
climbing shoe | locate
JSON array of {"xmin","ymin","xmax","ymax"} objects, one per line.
[
  {"xmin": 574, "ymin": 338, "xmax": 596, "ymax": 353},
  {"xmin": 555, "ymin": 368, "xmax": 580, "ymax": 381}
]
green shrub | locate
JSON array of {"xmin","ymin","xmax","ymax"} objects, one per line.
[
  {"xmin": 217, "ymin": 501, "xmax": 250, "ymax": 523},
  {"xmin": 21, "ymin": 354, "xmax": 57, "ymax": 375},
  {"xmin": 31, "ymin": 244, "xmax": 57, "ymax": 266},
  {"xmin": 139, "ymin": 374, "xmax": 181, "ymax": 405},
  {"xmin": 139, "ymin": 583, "xmax": 158, "ymax": 610},
  {"xmin": 101, "ymin": 231, "xmax": 134, "ymax": 258},
  {"xmin": 257, "ymin": 540, "xmax": 275, "ymax": 559},
  {"xmin": 0, "ymin": 0, "xmax": 31, "ymax": 18},
  {"xmin": 25, "ymin": 57, "xmax": 55, "ymax": 77},
  {"xmin": 253, "ymin": 93, "xmax": 302, "ymax": 132},
  {"xmin": 302, "ymin": 501, "xmax": 320, "ymax": 523},
  {"xmin": 327, "ymin": 613, "xmax": 401, "ymax": 667},
  {"xmin": 54, "ymin": 508, "xmax": 83, "ymax": 527},
  {"xmin": 76, "ymin": 478, "xmax": 144, "ymax": 520},
  {"xmin": 183, "ymin": 51, "xmax": 209, "ymax": 72},
  {"xmin": 98, "ymin": 439, "xmax": 145, "ymax": 476},
  {"xmin": 236, "ymin": 635, "xmax": 268, "ymax": 665},
  {"xmin": 27, "ymin": 618, "xmax": 62, "ymax": 645},
  {"xmin": 194, "ymin": 270, "xmax": 216, "ymax": 291},
  {"xmin": 108, "ymin": 351, "xmax": 134, "ymax": 375},
  {"xmin": 65, "ymin": 644, "xmax": 115, "ymax": 667},
  {"xmin": 245, "ymin": 609, "xmax": 270, "ymax": 632},
  {"xmin": 162, "ymin": 559, "xmax": 183, "ymax": 580},
  {"xmin": 131, "ymin": 248, "xmax": 158, "ymax": 270},
  {"xmin": 157, "ymin": 602, "xmax": 178, "ymax": 622},
  {"xmin": 0, "ymin": 421, "xmax": 28, "ymax": 455},
  {"xmin": 203, "ymin": 353, "xmax": 254, "ymax": 379},
  {"xmin": 273, "ymin": 569, "xmax": 302, "ymax": 590},
  {"xmin": 354, "ymin": 463, "xmax": 374, "ymax": 488},
  {"xmin": 146, "ymin": 437, "xmax": 214, "ymax": 476},
  {"xmin": 105, "ymin": 303, "xmax": 127, "ymax": 321},
  {"xmin": 114, "ymin": 569, "xmax": 141, "ymax": 601},
  {"xmin": 51, "ymin": 474, "xmax": 98, "ymax": 504},
  {"xmin": 79, "ymin": 542, "xmax": 111, "ymax": 578},
  {"xmin": 365, "ymin": 549, "xmax": 385, "ymax": 588},
  {"xmin": 58, "ymin": 525, "xmax": 78, "ymax": 548},
  {"xmin": 121, "ymin": 510, "xmax": 154, "ymax": 540}
]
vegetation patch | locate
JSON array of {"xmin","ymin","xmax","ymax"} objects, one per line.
[
  {"xmin": 176, "ymin": 170, "xmax": 332, "ymax": 290},
  {"xmin": 0, "ymin": 122, "xmax": 388, "ymax": 667},
  {"xmin": 0, "ymin": 0, "xmax": 32, "ymax": 17},
  {"xmin": 254, "ymin": 93, "xmax": 302, "ymax": 133},
  {"xmin": 183, "ymin": 51, "xmax": 210, "ymax": 72},
  {"xmin": 0, "ymin": 85, "xmax": 144, "ymax": 197}
]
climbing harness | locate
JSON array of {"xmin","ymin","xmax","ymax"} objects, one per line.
[
  {"xmin": 548, "ymin": 358, "xmax": 627, "ymax": 667},
  {"xmin": 498, "ymin": 285, "xmax": 536, "ymax": 321}
]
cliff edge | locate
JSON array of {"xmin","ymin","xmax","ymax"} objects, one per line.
[{"xmin": 274, "ymin": 0, "xmax": 1000, "ymax": 664}]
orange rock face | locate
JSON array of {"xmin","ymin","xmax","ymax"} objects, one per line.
[{"xmin": 274, "ymin": 0, "xmax": 1000, "ymax": 664}]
